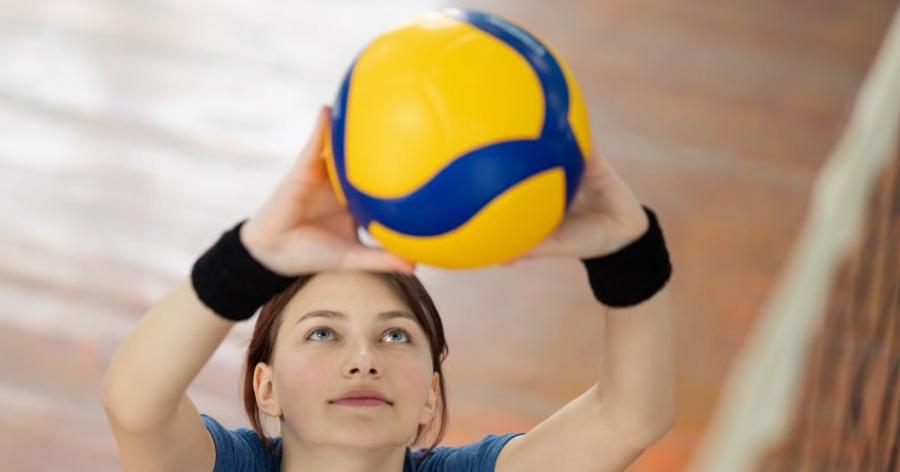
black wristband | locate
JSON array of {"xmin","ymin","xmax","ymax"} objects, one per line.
[
  {"xmin": 191, "ymin": 220, "xmax": 298, "ymax": 321},
  {"xmin": 580, "ymin": 206, "xmax": 672, "ymax": 308}
]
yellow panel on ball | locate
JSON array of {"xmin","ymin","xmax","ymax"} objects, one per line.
[
  {"xmin": 368, "ymin": 168, "xmax": 566, "ymax": 269},
  {"xmin": 344, "ymin": 13, "xmax": 545, "ymax": 197}
]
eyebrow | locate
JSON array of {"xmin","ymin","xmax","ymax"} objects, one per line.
[{"xmin": 294, "ymin": 309, "xmax": 417, "ymax": 327}]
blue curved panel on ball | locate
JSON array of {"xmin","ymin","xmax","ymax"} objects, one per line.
[
  {"xmin": 332, "ymin": 9, "xmax": 585, "ymax": 237},
  {"xmin": 447, "ymin": 8, "xmax": 585, "ymax": 205}
]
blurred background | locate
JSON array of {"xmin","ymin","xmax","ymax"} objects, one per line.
[{"xmin": 1, "ymin": 0, "xmax": 897, "ymax": 470}]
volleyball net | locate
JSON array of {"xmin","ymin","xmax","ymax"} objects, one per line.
[{"xmin": 689, "ymin": 4, "xmax": 900, "ymax": 471}]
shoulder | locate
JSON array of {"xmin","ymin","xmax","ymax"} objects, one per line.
[
  {"xmin": 409, "ymin": 432, "xmax": 525, "ymax": 471},
  {"xmin": 200, "ymin": 414, "xmax": 282, "ymax": 472}
]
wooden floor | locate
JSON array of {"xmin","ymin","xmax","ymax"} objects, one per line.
[{"xmin": 1, "ymin": 0, "xmax": 897, "ymax": 470}]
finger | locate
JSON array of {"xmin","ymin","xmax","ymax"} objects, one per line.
[
  {"xmin": 342, "ymin": 246, "xmax": 417, "ymax": 274},
  {"xmin": 292, "ymin": 105, "xmax": 332, "ymax": 171},
  {"xmin": 519, "ymin": 239, "xmax": 560, "ymax": 259},
  {"xmin": 583, "ymin": 152, "xmax": 606, "ymax": 178},
  {"xmin": 304, "ymin": 182, "xmax": 349, "ymax": 220},
  {"xmin": 280, "ymin": 106, "xmax": 332, "ymax": 194}
]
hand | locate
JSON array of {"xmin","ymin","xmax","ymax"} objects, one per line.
[
  {"xmin": 516, "ymin": 150, "xmax": 650, "ymax": 262},
  {"xmin": 239, "ymin": 106, "xmax": 416, "ymax": 275}
]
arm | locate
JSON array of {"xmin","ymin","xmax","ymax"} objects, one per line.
[
  {"xmin": 495, "ymin": 288, "xmax": 674, "ymax": 472},
  {"xmin": 101, "ymin": 278, "xmax": 235, "ymax": 432},
  {"xmin": 101, "ymin": 279, "xmax": 231, "ymax": 471},
  {"xmin": 101, "ymin": 106, "xmax": 414, "ymax": 470},
  {"xmin": 496, "ymin": 153, "xmax": 675, "ymax": 471},
  {"xmin": 597, "ymin": 287, "xmax": 675, "ymax": 441}
]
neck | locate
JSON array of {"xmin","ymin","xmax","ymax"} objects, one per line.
[{"xmin": 282, "ymin": 440, "xmax": 408, "ymax": 472}]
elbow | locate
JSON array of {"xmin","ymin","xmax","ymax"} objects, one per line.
[
  {"xmin": 634, "ymin": 389, "xmax": 677, "ymax": 445},
  {"xmin": 634, "ymin": 402, "xmax": 676, "ymax": 446},
  {"xmin": 610, "ymin": 405, "xmax": 676, "ymax": 448},
  {"xmin": 100, "ymin": 367, "xmax": 130, "ymax": 415},
  {"xmin": 100, "ymin": 370, "xmax": 118, "ymax": 411},
  {"xmin": 100, "ymin": 369, "xmax": 116, "ymax": 405},
  {"xmin": 640, "ymin": 409, "xmax": 675, "ymax": 445},
  {"xmin": 101, "ymin": 377, "xmax": 134, "ymax": 430},
  {"xmin": 101, "ymin": 374, "xmax": 156, "ymax": 433}
]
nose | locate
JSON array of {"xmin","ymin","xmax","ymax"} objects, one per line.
[{"xmin": 342, "ymin": 341, "xmax": 382, "ymax": 378}]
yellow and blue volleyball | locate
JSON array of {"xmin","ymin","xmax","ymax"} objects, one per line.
[{"xmin": 324, "ymin": 8, "xmax": 592, "ymax": 269}]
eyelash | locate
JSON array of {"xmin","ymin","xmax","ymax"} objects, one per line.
[{"xmin": 306, "ymin": 327, "xmax": 413, "ymax": 344}]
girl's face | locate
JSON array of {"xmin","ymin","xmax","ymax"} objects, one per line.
[{"xmin": 254, "ymin": 271, "xmax": 439, "ymax": 449}]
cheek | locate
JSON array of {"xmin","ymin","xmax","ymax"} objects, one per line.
[
  {"xmin": 275, "ymin": 354, "xmax": 334, "ymax": 404},
  {"xmin": 389, "ymin": 358, "xmax": 434, "ymax": 402}
]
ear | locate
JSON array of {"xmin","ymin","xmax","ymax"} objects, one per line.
[
  {"xmin": 253, "ymin": 362, "xmax": 283, "ymax": 418},
  {"xmin": 420, "ymin": 372, "xmax": 440, "ymax": 425}
]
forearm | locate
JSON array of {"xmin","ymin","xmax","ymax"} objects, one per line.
[
  {"xmin": 101, "ymin": 277, "xmax": 235, "ymax": 431},
  {"xmin": 596, "ymin": 286, "xmax": 675, "ymax": 437}
]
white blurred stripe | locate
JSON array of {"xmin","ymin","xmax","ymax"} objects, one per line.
[{"xmin": 690, "ymin": 4, "xmax": 900, "ymax": 471}]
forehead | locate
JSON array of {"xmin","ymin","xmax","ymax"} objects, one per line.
[{"xmin": 283, "ymin": 271, "xmax": 413, "ymax": 323}]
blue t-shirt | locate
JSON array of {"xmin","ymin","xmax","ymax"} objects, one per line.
[{"xmin": 201, "ymin": 414, "xmax": 524, "ymax": 472}]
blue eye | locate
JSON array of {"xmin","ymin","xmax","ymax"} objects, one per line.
[
  {"xmin": 384, "ymin": 329, "xmax": 412, "ymax": 344},
  {"xmin": 305, "ymin": 327, "xmax": 412, "ymax": 344},
  {"xmin": 308, "ymin": 328, "xmax": 335, "ymax": 341}
]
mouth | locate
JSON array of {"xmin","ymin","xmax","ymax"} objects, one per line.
[{"xmin": 329, "ymin": 398, "xmax": 392, "ymax": 407}]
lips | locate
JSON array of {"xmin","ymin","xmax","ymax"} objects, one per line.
[{"xmin": 330, "ymin": 388, "xmax": 393, "ymax": 405}]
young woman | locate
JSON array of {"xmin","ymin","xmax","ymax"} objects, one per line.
[{"xmin": 102, "ymin": 105, "xmax": 675, "ymax": 471}]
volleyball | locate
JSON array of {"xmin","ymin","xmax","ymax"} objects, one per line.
[{"xmin": 323, "ymin": 8, "xmax": 592, "ymax": 269}]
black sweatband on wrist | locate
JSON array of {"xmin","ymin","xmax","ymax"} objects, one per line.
[
  {"xmin": 580, "ymin": 206, "xmax": 672, "ymax": 308},
  {"xmin": 191, "ymin": 220, "xmax": 297, "ymax": 321}
]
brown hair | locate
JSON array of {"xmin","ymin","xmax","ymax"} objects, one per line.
[{"xmin": 241, "ymin": 271, "xmax": 449, "ymax": 464}]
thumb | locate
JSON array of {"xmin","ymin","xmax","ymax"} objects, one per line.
[{"xmin": 292, "ymin": 105, "xmax": 332, "ymax": 172}]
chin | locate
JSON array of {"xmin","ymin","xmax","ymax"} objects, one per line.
[{"xmin": 326, "ymin": 424, "xmax": 410, "ymax": 449}]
